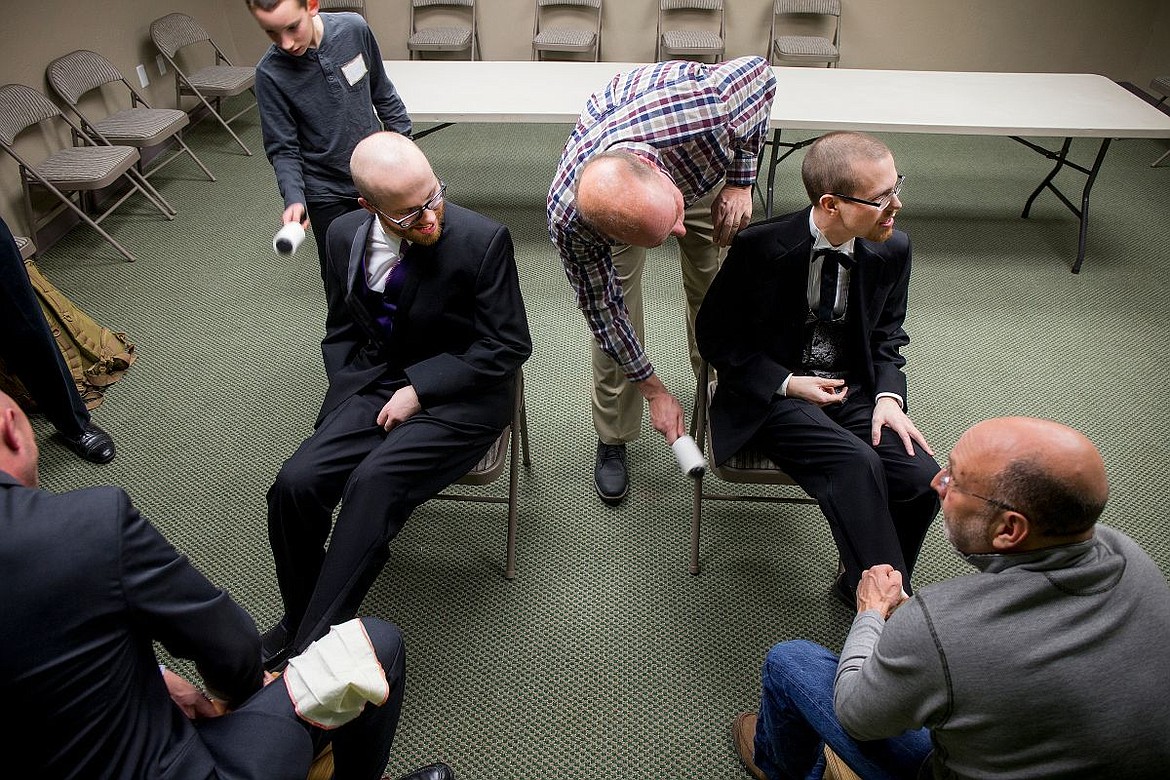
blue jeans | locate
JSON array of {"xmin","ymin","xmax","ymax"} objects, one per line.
[{"xmin": 755, "ymin": 640, "xmax": 933, "ymax": 780}]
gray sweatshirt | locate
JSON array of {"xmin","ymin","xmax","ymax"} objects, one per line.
[
  {"xmin": 255, "ymin": 12, "xmax": 411, "ymax": 210},
  {"xmin": 835, "ymin": 525, "xmax": 1170, "ymax": 779}
]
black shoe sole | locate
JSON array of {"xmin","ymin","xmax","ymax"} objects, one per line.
[{"xmin": 594, "ymin": 478, "xmax": 628, "ymax": 505}]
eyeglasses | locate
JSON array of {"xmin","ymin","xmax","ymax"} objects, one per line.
[
  {"xmin": 375, "ymin": 181, "xmax": 446, "ymax": 229},
  {"xmin": 831, "ymin": 174, "xmax": 905, "ymax": 210},
  {"xmin": 937, "ymin": 466, "xmax": 1021, "ymax": 514}
]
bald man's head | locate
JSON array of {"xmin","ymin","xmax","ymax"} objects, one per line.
[
  {"xmin": 0, "ymin": 390, "xmax": 38, "ymax": 488},
  {"xmin": 352, "ymin": 132, "xmax": 445, "ymax": 245},
  {"xmin": 961, "ymin": 417, "xmax": 1109, "ymax": 538},
  {"xmin": 575, "ymin": 151, "xmax": 685, "ymax": 248}
]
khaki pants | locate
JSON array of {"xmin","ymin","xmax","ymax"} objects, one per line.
[{"xmin": 591, "ymin": 187, "xmax": 725, "ymax": 444}]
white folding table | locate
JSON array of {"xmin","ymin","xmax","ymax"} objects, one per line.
[{"xmin": 386, "ymin": 61, "xmax": 1170, "ymax": 273}]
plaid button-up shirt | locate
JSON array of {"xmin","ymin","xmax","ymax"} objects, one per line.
[{"xmin": 548, "ymin": 56, "xmax": 777, "ymax": 382}]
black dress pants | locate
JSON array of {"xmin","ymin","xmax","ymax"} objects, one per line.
[
  {"xmin": 305, "ymin": 195, "xmax": 361, "ymax": 282},
  {"xmin": 749, "ymin": 386, "xmax": 940, "ymax": 593},
  {"xmin": 268, "ymin": 389, "xmax": 501, "ymax": 651},
  {"xmin": 0, "ymin": 217, "xmax": 89, "ymax": 439},
  {"xmin": 198, "ymin": 617, "xmax": 405, "ymax": 780}
]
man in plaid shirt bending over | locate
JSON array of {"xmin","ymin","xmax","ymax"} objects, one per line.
[{"xmin": 548, "ymin": 56, "xmax": 776, "ymax": 504}]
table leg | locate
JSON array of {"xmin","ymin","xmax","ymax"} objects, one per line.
[
  {"xmin": 1012, "ymin": 136, "xmax": 1111, "ymax": 274},
  {"xmin": 763, "ymin": 129, "xmax": 819, "ymax": 218},
  {"xmin": 413, "ymin": 122, "xmax": 455, "ymax": 140}
]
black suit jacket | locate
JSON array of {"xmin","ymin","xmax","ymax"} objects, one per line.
[
  {"xmin": 0, "ymin": 473, "xmax": 296, "ymax": 779},
  {"xmin": 696, "ymin": 207, "xmax": 914, "ymax": 464},
  {"xmin": 319, "ymin": 203, "xmax": 531, "ymax": 429}
]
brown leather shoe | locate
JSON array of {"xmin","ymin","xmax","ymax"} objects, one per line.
[{"xmin": 732, "ymin": 712, "xmax": 767, "ymax": 780}]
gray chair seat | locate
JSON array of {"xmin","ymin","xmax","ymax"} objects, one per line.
[
  {"xmin": 669, "ymin": 30, "xmax": 720, "ymax": 54},
  {"xmin": 661, "ymin": 30, "xmax": 723, "ymax": 53},
  {"xmin": 184, "ymin": 65, "xmax": 256, "ymax": 96},
  {"xmin": 774, "ymin": 35, "xmax": 838, "ymax": 60},
  {"xmin": 534, "ymin": 28, "xmax": 596, "ymax": 49},
  {"xmin": 90, "ymin": 108, "xmax": 189, "ymax": 147},
  {"xmin": 409, "ymin": 26, "xmax": 473, "ymax": 49},
  {"xmin": 37, "ymin": 145, "xmax": 140, "ymax": 189}
]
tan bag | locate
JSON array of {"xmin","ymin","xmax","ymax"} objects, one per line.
[{"xmin": 0, "ymin": 259, "xmax": 136, "ymax": 411}]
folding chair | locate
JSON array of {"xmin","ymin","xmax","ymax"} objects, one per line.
[
  {"xmin": 150, "ymin": 13, "xmax": 257, "ymax": 156},
  {"xmin": 690, "ymin": 361, "xmax": 817, "ymax": 574},
  {"xmin": 769, "ymin": 0, "xmax": 841, "ymax": 67},
  {"xmin": 408, "ymin": 0, "xmax": 479, "ymax": 61},
  {"xmin": 532, "ymin": 0, "xmax": 603, "ymax": 61},
  {"xmin": 47, "ymin": 49, "xmax": 216, "ymax": 190},
  {"xmin": 760, "ymin": 0, "xmax": 843, "ymax": 215},
  {"xmin": 431, "ymin": 370, "xmax": 530, "ymax": 579},
  {"xmin": 0, "ymin": 83, "xmax": 175, "ymax": 263},
  {"xmin": 656, "ymin": 0, "xmax": 725, "ymax": 63},
  {"xmin": 14, "ymin": 234, "xmax": 35, "ymax": 261}
]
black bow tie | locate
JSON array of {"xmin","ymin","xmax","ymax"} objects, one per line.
[{"xmin": 813, "ymin": 247, "xmax": 852, "ymax": 268}]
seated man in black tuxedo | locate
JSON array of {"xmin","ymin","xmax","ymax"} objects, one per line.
[
  {"xmin": 264, "ymin": 132, "xmax": 532, "ymax": 665},
  {"xmin": 696, "ymin": 131, "xmax": 939, "ymax": 602},
  {"xmin": 0, "ymin": 389, "xmax": 450, "ymax": 780}
]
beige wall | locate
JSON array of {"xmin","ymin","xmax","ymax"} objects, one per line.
[{"xmin": 1, "ymin": 0, "xmax": 1162, "ymax": 234}]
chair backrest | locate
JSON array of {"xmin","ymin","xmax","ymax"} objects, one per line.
[
  {"xmin": 413, "ymin": 0, "xmax": 474, "ymax": 7},
  {"xmin": 150, "ymin": 13, "xmax": 213, "ymax": 58},
  {"xmin": 0, "ymin": 83, "xmax": 62, "ymax": 146},
  {"xmin": 538, "ymin": 0, "xmax": 601, "ymax": 7},
  {"xmin": 775, "ymin": 0, "xmax": 840, "ymax": 16},
  {"xmin": 47, "ymin": 50, "xmax": 124, "ymax": 107}
]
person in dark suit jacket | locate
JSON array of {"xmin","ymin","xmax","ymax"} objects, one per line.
[
  {"xmin": 0, "ymin": 215, "xmax": 115, "ymax": 463},
  {"xmin": 0, "ymin": 389, "xmax": 452, "ymax": 780},
  {"xmin": 696, "ymin": 131, "xmax": 939, "ymax": 603},
  {"xmin": 264, "ymin": 132, "xmax": 532, "ymax": 665}
]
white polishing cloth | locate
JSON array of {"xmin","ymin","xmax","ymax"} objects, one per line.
[{"xmin": 284, "ymin": 619, "xmax": 390, "ymax": 729}]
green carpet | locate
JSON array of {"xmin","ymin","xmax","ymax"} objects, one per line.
[{"xmin": 27, "ymin": 95, "xmax": 1170, "ymax": 778}]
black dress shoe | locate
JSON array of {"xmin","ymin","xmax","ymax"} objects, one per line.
[
  {"xmin": 831, "ymin": 571, "xmax": 857, "ymax": 611},
  {"xmin": 594, "ymin": 440, "xmax": 628, "ymax": 504},
  {"xmin": 261, "ymin": 619, "xmax": 293, "ymax": 672},
  {"xmin": 60, "ymin": 422, "xmax": 115, "ymax": 464},
  {"xmin": 388, "ymin": 762, "xmax": 455, "ymax": 780}
]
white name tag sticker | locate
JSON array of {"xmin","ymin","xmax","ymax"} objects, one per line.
[{"xmin": 342, "ymin": 53, "xmax": 368, "ymax": 86}]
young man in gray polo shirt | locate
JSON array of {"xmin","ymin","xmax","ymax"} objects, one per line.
[{"xmin": 248, "ymin": 0, "xmax": 411, "ymax": 279}]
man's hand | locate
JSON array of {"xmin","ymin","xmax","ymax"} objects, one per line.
[
  {"xmin": 162, "ymin": 669, "xmax": 223, "ymax": 720},
  {"xmin": 711, "ymin": 184, "xmax": 753, "ymax": 247},
  {"xmin": 377, "ymin": 385, "xmax": 422, "ymax": 432},
  {"xmin": 282, "ymin": 202, "xmax": 309, "ymax": 229},
  {"xmin": 786, "ymin": 376, "xmax": 847, "ymax": 407},
  {"xmin": 635, "ymin": 374, "xmax": 685, "ymax": 444},
  {"xmin": 855, "ymin": 564, "xmax": 908, "ymax": 619},
  {"xmin": 871, "ymin": 396, "xmax": 934, "ymax": 456}
]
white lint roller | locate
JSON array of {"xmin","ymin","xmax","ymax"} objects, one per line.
[
  {"xmin": 672, "ymin": 434, "xmax": 707, "ymax": 478},
  {"xmin": 273, "ymin": 221, "xmax": 307, "ymax": 255}
]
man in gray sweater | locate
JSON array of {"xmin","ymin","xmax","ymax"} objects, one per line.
[{"xmin": 733, "ymin": 416, "xmax": 1170, "ymax": 779}]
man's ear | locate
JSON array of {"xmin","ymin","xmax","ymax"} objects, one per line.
[
  {"xmin": 358, "ymin": 197, "xmax": 376, "ymax": 215},
  {"xmin": 990, "ymin": 511, "xmax": 1030, "ymax": 551},
  {"xmin": 816, "ymin": 193, "xmax": 840, "ymax": 216}
]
